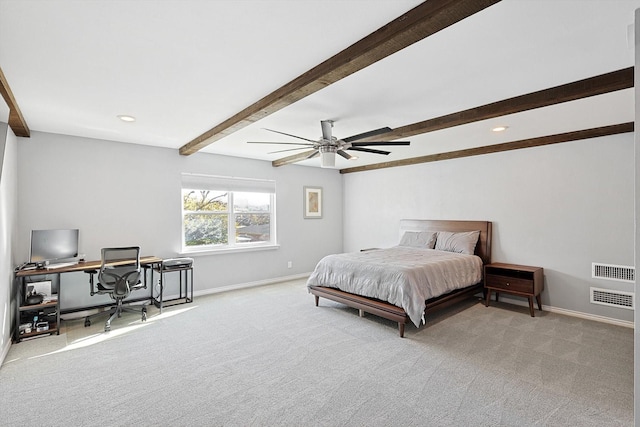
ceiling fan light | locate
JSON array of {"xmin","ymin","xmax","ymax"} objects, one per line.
[
  {"xmin": 320, "ymin": 145, "xmax": 336, "ymax": 168},
  {"xmin": 320, "ymin": 152, "xmax": 335, "ymax": 168}
]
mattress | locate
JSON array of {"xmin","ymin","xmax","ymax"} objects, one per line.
[{"xmin": 306, "ymin": 246, "xmax": 483, "ymax": 327}]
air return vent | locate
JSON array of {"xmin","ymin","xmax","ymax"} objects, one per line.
[
  {"xmin": 591, "ymin": 263, "xmax": 634, "ymax": 283},
  {"xmin": 590, "ymin": 287, "xmax": 634, "ymax": 310}
]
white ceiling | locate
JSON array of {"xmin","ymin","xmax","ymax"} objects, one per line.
[{"xmin": 0, "ymin": 0, "xmax": 638, "ymax": 169}]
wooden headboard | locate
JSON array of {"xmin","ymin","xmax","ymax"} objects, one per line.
[{"xmin": 399, "ymin": 219, "xmax": 492, "ymax": 265}]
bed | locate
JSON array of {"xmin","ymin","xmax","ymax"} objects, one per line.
[{"xmin": 307, "ymin": 219, "xmax": 492, "ymax": 337}]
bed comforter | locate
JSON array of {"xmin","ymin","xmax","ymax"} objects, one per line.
[{"xmin": 306, "ymin": 246, "xmax": 483, "ymax": 327}]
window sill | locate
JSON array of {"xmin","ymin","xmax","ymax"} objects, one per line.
[{"xmin": 179, "ymin": 244, "xmax": 280, "ymax": 257}]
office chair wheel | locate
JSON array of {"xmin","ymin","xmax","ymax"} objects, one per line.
[
  {"xmin": 104, "ymin": 324, "xmax": 111, "ymax": 332},
  {"xmin": 84, "ymin": 318, "xmax": 91, "ymax": 327},
  {"xmin": 142, "ymin": 312, "xmax": 147, "ymax": 322}
]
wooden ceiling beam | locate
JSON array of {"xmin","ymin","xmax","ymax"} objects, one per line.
[
  {"xmin": 272, "ymin": 149, "xmax": 318, "ymax": 168},
  {"xmin": 339, "ymin": 122, "xmax": 634, "ymax": 174},
  {"xmin": 355, "ymin": 67, "xmax": 634, "ymax": 143},
  {"xmin": 0, "ymin": 66, "xmax": 30, "ymax": 137},
  {"xmin": 179, "ymin": 0, "xmax": 501, "ymax": 156}
]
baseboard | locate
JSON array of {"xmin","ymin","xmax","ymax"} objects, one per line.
[
  {"xmin": 191, "ymin": 272, "xmax": 312, "ymax": 298},
  {"xmin": 495, "ymin": 296, "xmax": 634, "ymax": 328},
  {"xmin": 543, "ymin": 305, "xmax": 634, "ymax": 328},
  {"xmin": 0, "ymin": 338, "xmax": 11, "ymax": 367}
]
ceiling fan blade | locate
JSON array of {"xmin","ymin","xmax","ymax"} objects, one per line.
[
  {"xmin": 350, "ymin": 141, "xmax": 410, "ymax": 146},
  {"xmin": 342, "ymin": 126, "xmax": 392, "ymax": 143},
  {"xmin": 337, "ymin": 150, "xmax": 355, "ymax": 160},
  {"xmin": 247, "ymin": 141, "xmax": 315, "ymax": 146},
  {"xmin": 320, "ymin": 120, "xmax": 333, "ymax": 140},
  {"xmin": 268, "ymin": 147, "xmax": 316, "ymax": 154},
  {"xmin": 347, "ymin": 146, "xmax": 391, "ymax": 155},
  {"xmin": 306, "ymin": 150, "xmax": 320, "ymax": 159},
  {"xmin": 272, "ymin": 149, "xmax": 318, "ymax": 167},
  {"xmin": 263, "ymin": 128, "xmax": 317, "ymax": 142}
]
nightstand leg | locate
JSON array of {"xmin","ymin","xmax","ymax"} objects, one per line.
[
  {"xmin": 528, "ymin": 297, "xmax": 535, "ymax": 317},
  {"xmin": 536, "ymin": 295, "xmax": 542, "ymax": 311},
  {"xmin": 484, "ymin": 290, "xmax": 491, "ymax": 307}
]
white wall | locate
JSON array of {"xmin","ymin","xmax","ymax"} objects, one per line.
[
  {"xmin": 0, "ymin": 122, "xmax": 18, "ymax": 363},
  {"xmin": 344, "ymin": 133, "xmax": 635, "ymax": 323},
  {"xmin": 16, "ymin": 131, "xmax": 343, "ymax": 310}
]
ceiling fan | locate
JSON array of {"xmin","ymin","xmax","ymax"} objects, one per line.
[{"xmin": 247, "ymin": 120, "xmax": 410, "ymax": 168}]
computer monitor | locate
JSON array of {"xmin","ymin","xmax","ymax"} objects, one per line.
[{"xmin": 29, "ymin": 229, "xmax": 79, "ymax": 264}]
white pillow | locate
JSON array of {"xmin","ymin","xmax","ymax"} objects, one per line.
[
  {"xmin": 398, "ymin": 231, "xmax": 437, "ymax": 249},
  {"xmin": 435, "ymin": 231, "xmax": 480, "ymax": 255}
]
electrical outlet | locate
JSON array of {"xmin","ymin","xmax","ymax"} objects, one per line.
[{"xmin": 287, "ymin": 261, "xmax": 292, "ymax": 268}]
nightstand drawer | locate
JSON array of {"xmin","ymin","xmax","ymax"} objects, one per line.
[{"xmin": 485, "ymin": 274, "xmax": 533, "ymax": 293}]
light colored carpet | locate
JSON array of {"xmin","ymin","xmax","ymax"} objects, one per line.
[{"xmin": 0, "ymin": 279, "xmax": 633, "ymax": 426}]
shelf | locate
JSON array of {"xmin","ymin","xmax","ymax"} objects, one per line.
[
  {"xmin": 18, "ymin": 300, "xmax": 58, "ymax": 311},
  {"xmin": 18, "ymin": 323, "xmax": 58, "ymax": 340},
  {"xmin": 15, "ymin": 279, "xmax": 61, "ymax": 342}
]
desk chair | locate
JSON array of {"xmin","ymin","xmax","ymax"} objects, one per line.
[{"xmin": 84, "ymin": 246, "xmax": 147, "ymax": 331}]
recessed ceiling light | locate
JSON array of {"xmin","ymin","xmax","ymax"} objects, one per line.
[
  {"xmin": 491, "ymin": 126, "xmax": 508, "ymax": 132},
  {"xmin": 117, "ymin": 115, "xmax": 136, "ymax": 122}
]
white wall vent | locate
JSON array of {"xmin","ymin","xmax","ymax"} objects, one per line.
[
  {"xmin": 591, "ymin": 263, "xmax": 635, "ymax": 283},
  {"xmin": 590, "ymin": 287, "xmax": 634, "ymax": 310}
]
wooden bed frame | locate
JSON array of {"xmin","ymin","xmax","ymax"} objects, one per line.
[{"xmin": 309, "ymin": 219, "xmax": 492, "ymax": 337}]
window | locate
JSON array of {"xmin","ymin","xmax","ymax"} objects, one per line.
[{"xmin": 181, "ymin": 174, "xmax": 276, "ymax": 252}]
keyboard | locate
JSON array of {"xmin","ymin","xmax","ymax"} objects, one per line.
[{"xmin": 45, "ymin": 262, "xmax": 78, "ymax": 269}]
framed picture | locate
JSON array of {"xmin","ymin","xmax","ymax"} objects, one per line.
[{"xmin": 304, "ymin": 186, "xmax": 323, "ymax": 219}]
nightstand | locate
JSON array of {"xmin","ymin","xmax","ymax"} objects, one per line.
[{"xmin": 484, "ymin": 263, "xmax": 544, "ymax": 317}]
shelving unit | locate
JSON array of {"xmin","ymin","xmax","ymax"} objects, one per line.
[
  {"xmin": 146, "ymin": 259, "xmax": 193, "ymax": 314},
  {"xmin": 15, "ymin": 297, "xmax": 60, "ymax": 342}
]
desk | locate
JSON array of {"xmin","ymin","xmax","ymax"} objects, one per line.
[
  {"xmin": 14, "ymin": 256, "xmax": 162, "ymax": 342},
  {"xmin": 16, "ymin": 256, "xmax": 162, "ymax": 277}
]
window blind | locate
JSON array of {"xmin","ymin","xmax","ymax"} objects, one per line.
[{"xmin": 181, "ymin": 173, "xmax": 276, "ymax": 194}]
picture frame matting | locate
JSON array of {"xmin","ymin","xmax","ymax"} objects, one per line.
[{"xmin": 303, "ymin": 186, "xmax": 323, "ymax": 219}]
